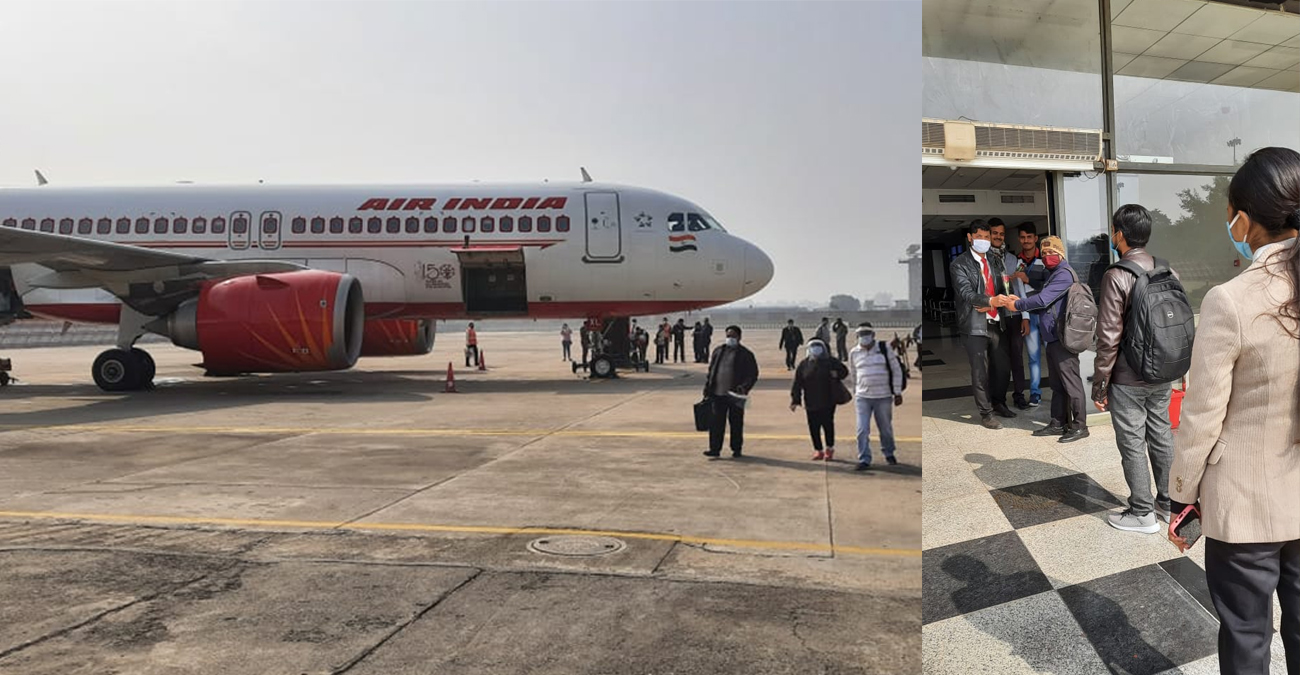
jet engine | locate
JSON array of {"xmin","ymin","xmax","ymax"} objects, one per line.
[{"xmin": 360, "ymin": 319, "xmax": 436, "ymax": 356}]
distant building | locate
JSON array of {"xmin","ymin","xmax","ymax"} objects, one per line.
[{"xmin": 899, "ymin": 252, "xmax": 921, "ymax": 310}]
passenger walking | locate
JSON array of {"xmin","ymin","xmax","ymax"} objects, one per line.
[
  {"xmin": 691, "ymin": 321, "xmax": 705, "ymax": 363},
  {"xmin": 832, "ymin": 318, "xmax": 849, "ymax": 361},
  {"xmin": 790, "ymin": 339, "xmax": 849, "ymax": 461},
  {"xmin": 580, "ymin": 320, "xmax": 593, "ymax": 365},
  {"xmin": 1168, "ymin": 147, "xmax": 1300, "ymax": 674},
  {"xmin": 993, "ymin": 236, "xmax": 1088, "ymax": 442},
  {"xmin": 465, "ymin": 322, "xmax": 479, "ymax": 367},
  {"xmin": 655, "ymin": 318, "xmax": 670, "ymax": 364},
  {"xmin": 950, "ymin": 220, "xmax": 1015, "ymax": 429},
  {"xmin": 814, "ymin": 317, "xmax": 832, "ymax": 344},
  {"xmin": 850, "ymin": 324, "xmax": 904, "ymax": 470},
  {"xmin": 990, "ymin": 219, "xmax": 1030, "ymax": 410},
  {"xmin": 702, "ymin": 318, "xmax": 714, "ymax": 357},
  {"xmin": 1013, "ymin": 222, "xmax": 1049, "ymax": 407},
  {"xmin": 560, "ymin": 322, "xmax": 573, "ymax": 361},
  {"xmin": 672, "ymin": 318, "xmax": 687, "ymax": 363},
  {"xmin": 779, "ymin": 319, "xmax": 804, "ymax": 370},
  {"xmin": 702, "ymin": 326, "xmax": 759, "ymax": 458},
  {"xmin": 1094, "ymin": 204, "xmax": 1190, "ymax": 534}
]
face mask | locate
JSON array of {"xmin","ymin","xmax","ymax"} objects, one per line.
[
  {"xmin": 1227, "ymin": 212, "xmax": 1253, "ymax": 260},
  {"xmin": 1109, "ymin": 239, "xmax": 1120, "ymax": 259},
  {"xmin": 725, "ymin": 337, "xmax": 738, "ymax": 348},
  {"xmin": 1043, "ymin": 254, "xmax": 1062, "ymax": 269},
  {"xmin": 809, "ymin": 345, "xmax": 825, "ymax": 357},
  {"xmin": 858, "ymin": 335, "xmax": 873, "ymax": 347},
  {"xmin": 971, "ymin": 239, "xmax": 992, "ymax": 254}
]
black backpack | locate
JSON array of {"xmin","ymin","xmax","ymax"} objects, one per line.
[
  {"xmin": 878, "ymin": 342, "xmax": 908, "ymax": 393},
  {"xmin": 1112, "ymin": 258, "xmax": 1195, "ymax": 384},
  {"xmin": 1055, "ymin": 266, "xmax": 1098, "ymax": 355}
]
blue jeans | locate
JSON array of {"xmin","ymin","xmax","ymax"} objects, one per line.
[
  {"xmin": 856, "ymin": 397, "xmax": 895, "ymax": 465},
  {"xmin": 1026, "ymin": 313, "xmax": 1043, "ymax": 398}
]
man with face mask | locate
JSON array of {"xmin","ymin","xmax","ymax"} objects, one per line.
[
  {"xmin": 948, "ymin": 220, "xmax": 1016, "ymax": 429},
  {"xmin": 848, "ymin": 323, "xmax": 904, "ymax": 470},
  {"xmin": 702, "ymin": 326, "xmax": 759, "ymax": 458},
  {"xmin": 993, "ymin": 236, "xmax": 1089, "ymax": 443}
]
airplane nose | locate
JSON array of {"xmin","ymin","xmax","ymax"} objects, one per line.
[{"xmin": 743, "ymin": 241, "xmax": 774, "ymax": 295}]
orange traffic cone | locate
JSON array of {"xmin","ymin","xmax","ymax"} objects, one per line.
[
  {"xmin": 444, "ymin": 362, "xmax": 458, "ymax": 393},
  {"xmin": 478, "ymin": 350, "xmax": 487, "ymax": 371}
]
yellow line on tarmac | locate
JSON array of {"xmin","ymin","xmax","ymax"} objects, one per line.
[
  {"xmin": 0, "ymin": 423, "xmax": 920, "ymax": 443},
  {"xmin": 0, "ymin": 510, "xmax": 921, "ymax": 558}
]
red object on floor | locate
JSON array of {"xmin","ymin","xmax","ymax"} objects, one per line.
[
  {"xmin": 1170, "ymin": 384, "xmax": 1186, "ymax": 429},
  {"xmin": 444, "ymin": 362, "xmax": 457, "ymax": 393},
  {"xmin": 478, "ymin": 351, "xmax": 487, "ymax": 371}
]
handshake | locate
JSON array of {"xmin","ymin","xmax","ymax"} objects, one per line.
[{"xmin": 988, "ymin": 294, "xmax": 1020, "ymax": 309}]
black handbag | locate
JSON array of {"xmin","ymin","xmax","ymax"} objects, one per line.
[
  {"xmin": 693, "ymin": 399, "xmax": 711, "ymax": 431},
  {"xmin": 833, "ymin": 380, "xmax": 853, "ymax": 406}
]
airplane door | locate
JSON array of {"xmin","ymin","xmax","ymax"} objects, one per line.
[
  {"xmin": 229, "ymin": 211, "xmax": 251, "ymax": 250},
  {"xmin": 583, "ymin": 192, "xmax": 623, "ymax": 263},
  {"xmin": 259, "ymin": 211, "xmax": 282, "ymax": 250}
]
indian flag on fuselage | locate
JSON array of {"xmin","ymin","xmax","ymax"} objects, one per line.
[{"xmin": 668, "ymin": 234, "xmax": 697, "ymax": 253}]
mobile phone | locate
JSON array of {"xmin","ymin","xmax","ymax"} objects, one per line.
[{"xmin": 1171, "ymin": 504, "xmax": 1202, "ymax": 549}]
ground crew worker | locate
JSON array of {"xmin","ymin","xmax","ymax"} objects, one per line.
[{"xmin": 465, "ymin": 322, "xmax": 479, "ymax": 367}]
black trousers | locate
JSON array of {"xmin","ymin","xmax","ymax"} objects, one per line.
[
  {"xmin": 708, "ymin": 397, "xmax": 745, "ymax": 453},
  {"xmin": 673, "ymin": 340, "xmax": 685, "ymax": 362},
  {"xmin": 1205, "ymin": 537, "xmax": 1300, "ymax": 675},
  {"xmin": 1045, "ymin": 340, "xmax": 1086, "ymax": 429},
  {"xmin": 465, "ymin": 345, "xmax": 479, "ymax": 367},
  {"xmin": 806, "ymin": 407, "xmax": 836, "ymax": 450},
  {"xmin": 785, "ymin": 347, "xmax": 799, "ymax": 370},
  {"xmin": 962, "ymin": 321, "xmax": 1011, "ymax": 417},
  {"xmin": 836, "ymin": 338, "xmax": 848, "ymax": 362},
  {"xmin": 1005, "ymin": 316, "xmax": 1027, "ymax": 402}
]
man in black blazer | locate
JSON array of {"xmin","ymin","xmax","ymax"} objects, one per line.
[{"xmin": 949, "ymin": 220, "xmax": 1017, "ymax": 429}]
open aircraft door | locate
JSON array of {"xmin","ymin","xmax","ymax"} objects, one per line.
[{"xmin": 452, "ymin": 245, "xmax": 528, "ymax": 314}]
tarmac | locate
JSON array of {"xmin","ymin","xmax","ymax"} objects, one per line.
[{"xmin": 0, "ymin": 328, "xmax": 920, "ymax": 674}]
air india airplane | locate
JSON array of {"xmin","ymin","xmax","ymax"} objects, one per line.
[{"xmin": 0, "ymin": 177, "xmax": 774, "ymax": 391}]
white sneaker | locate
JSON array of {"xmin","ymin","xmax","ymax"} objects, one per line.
[{"xmin": 1107, "ymin": 510, "xmax": 1160, "ymax": 534}]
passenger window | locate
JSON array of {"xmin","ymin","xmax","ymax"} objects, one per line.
[
  {"xmin": 78, "ymin": 218, "xmax": 93, "ymax": 235},
  {"xmin": 537, "ymin": 215, "xmax": 551, "ymax": 233},
  {"xmin": 97, "ymin": 218, "xmax": 112, "ymax": 234},
  {"xmin": 386, "ymin": 216, "xmax": 401, "ymax": 234},
  {"xmin": 232, "ymin": 216, "xmax": 249, "ymax": 234},
  {"xmin": 154, "ymin": 217, "xmax": 170, "ymax": 234},
  {"xmin": 263, "ymin": 215, "xmax": 278, "ymax": 234},
  {"xmin": 481, "ymin": 216, "xmax": 495, "ymax": 233},
  {"xmin": 330, "ymin": 217, "xmax": 344, "ymax": 234},
  {"xmin": 41, "ymin": 218, "xmax": 56, "ymax": 233},
  {"xmin": 556, "ymin": 215, "xmax": 570, "ymax": 232},
  {"xmin": 406, "ymin": 216, "xmax": 420, "ymax": 234},
  {"xmin": 116, "ymin": 218, "xmax": 130, "ymax": 234},
  {"xmin": 211, "ymin": 216, "xmax": 227, "ymax": 234},
  {"xmin": 134, "ymin": 217, "xmax": 149, "ymax": 234},
  {"xmin": 668, "ymin": 213, "xmax": 685, "ymax": 232},
  {"xmin": 2, "ymin": 218, "xmax": 16, "ymax": 228},
  {"xmin": 21, "ymin": 218, "xmax": 35, "ymax": 230},
  {"xmin": 462, "ymin": 216, "xmax": 476, "ymax": 233},
  {"xmin": 291, "ymin": 217, "xmax": 307, "ymax": 234},
  {"xmin": 174, "ymin": 217, "xmax": 188, "ymax": 234},
  {"xmin": 499, "ymin": 216, "xmax": 513, "ymax": 233},
  {"xmin": 349, "ymin": 217, "xmax": 363, "ymax": 233},
  {"xmin": 442, "ymin": 216, "xmax": 457, "ymax": 233},
  {"xmin": 518, "ymin": 216, "xmax": 532, "ymax": 233},
  {"xmin": 193, "ymin": 217, "xmax": 208, "ymax": 234},
  {"xmin": 59, "ymin": 218, "xmax": 74, "ymax": 234},
  {"xmin": 424, "ymin": 216, "xmax": 438, "ymax": 233},
  {"xmin": 368, "ymin": 217, "xmax": 382, "ymax": 234}
]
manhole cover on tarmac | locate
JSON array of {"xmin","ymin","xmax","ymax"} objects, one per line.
[{"xmin": 527, "ymin": 535, "xmax": 626, "ymax": 557}]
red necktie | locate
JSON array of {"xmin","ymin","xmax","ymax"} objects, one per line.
[{"xmin": 981, "ymin": 257, "xmax": 996, "ymax": 320}]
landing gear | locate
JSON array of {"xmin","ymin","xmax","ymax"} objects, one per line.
[{"xmin": 92, "ymin": 348, "xmax": 155, "ymax": 392}]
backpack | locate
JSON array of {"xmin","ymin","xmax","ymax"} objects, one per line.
[
  {"xmin": 1112, "ymin": 258, "xmax": 1195, "ymax": 384},
  {"xmin": 878, "ymin": 342, "xmax": 908, "ymax": 393},
  {"xmin": 1054, "ymin": 266, "xmax": 1098, "ymax": 355}
]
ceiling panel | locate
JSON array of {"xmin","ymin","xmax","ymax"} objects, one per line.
[
  {"xmin": 1253, "ymin": 69, "xmax": 1300, "ymax": 89},
  {"xmin": 1113, "ymin": 52, "xmax": 1139, "ymax": 70},
  {"xmin": 1212, "ymin": 64, "xmax": 1280, "ymax": 85},
  {"xmin": 1145, "ymin": 32, "xmax": 1221, "ymax": 59},
  {"xmin": 1172, "ymin": 3, "xmax": 1262, "ymax": 39},
  {"xmin": 1119, "ymin": 54, "xmax": 1190, "ymax": 77},
  {"xmin": 1112, "ymin": 25, "xmax": 1169, "ymax": 53},
  {"xmin": 1112, "ymin": 0, "xmax": 1135, "ymax": 20},
  {"xmin": 1168, "ymin": 59, "xmax": 1237, "ymax": 81},
  {"xmin": 1244, "ymin": 45, "xmax": 1300, "ymax": 69},
  {"xmin": 1115, "ymin": 0, "xmax": 1202, "ymax": 32},
  {"xmin": 1197, "ymin": 38, "xmax": 1273, "ymax": 64},
  {"xmin": 1230, "ymin": 12, "xmax": 1300, "ymax": 44}
]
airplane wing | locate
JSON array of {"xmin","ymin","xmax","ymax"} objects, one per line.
[{"xmin": 0, "ymin": 225, "xmax": 208, "ymax": 272}]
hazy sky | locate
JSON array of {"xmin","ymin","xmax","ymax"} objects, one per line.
[{"xmin": 0, "ymin": 0, "xmax": 920, "ymax": 308}]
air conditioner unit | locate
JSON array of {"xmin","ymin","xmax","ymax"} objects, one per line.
[{"xmin": 922, "ymin": 118, "xmax": 1103, "ymax": 168}]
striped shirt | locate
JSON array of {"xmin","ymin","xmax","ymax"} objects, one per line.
[{"xmin": 849, "ymin": 343, "xmax": 902, "ymax": 399}]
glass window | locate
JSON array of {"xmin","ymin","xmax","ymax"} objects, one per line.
[
  {"xmin": 668, "ymin": 213, "xmax": 685, "ymax": 232},
  {"xmin": 406, "ymin": 216, "xmax": 420, "ymax": 233},
  {"xmin": 349, "ymin": 216, "xmax": 363, "ymax": 233},
  {"xmin": 687, "ymin": 213, "xmax": 710, "ymax": 232},
  {"xmin": 77, "ymin": 218, "xmax": 93, "ymax": 235},
  {"xmin": 424, "ymin": 216, "xmax": 438, "ymax": 233},
  {"xmin": 2, "ymin": 218, "xmax": 15, "ymax": 228},
  {"xmin": 537, "ymin": 215, "xmax": 551, "ymax": 232},
  {"xmin": 232, "ymin": 216, "xmax": 248, "ymax": 234},
  {"xmin": 193, "ymin": 217, "xmax": 208, "ymax": 234},
  {"xmin": 292, "ymin": 217, "xmax": 307, "ymax": 234},
  {"xmin": 518, "ymin": 215, "xmax": 532, "ymax": 232},
  {"xmin": 481, "ymin": 216, "xmax": 495, "ymax": 233},
  {"xmin": 21, "ymin": 218, "xmax": 35, "ymax": 230},
  {"xmin": 556, "ymin": 215, "xmax": 570, "ymax": 232},
  {"xmin": 499, "ymin": 215, "xmax": 514, "ymax": 233},
  {"xmin": 330, "ymin": 217, "xmax": 344, "ymax": 234},
  {"xmin": 134, "ymin": 217, "xmax": 148, "ymax": 234},
  {"xmin": 58, "ymin": 218, "xmax": 73, "ymax": 234},
  {"xmin": 116, "ymin": 217, "xmax": 130, "ymax": 234},
  {"xmin": 211, "ymin": 216, "xmax": 227, "ymax": 234},
  {"xmin": 922, "ymin": 0, "xmax": 1103, "ymax": 129},
  {"xmin": 1060, "ymin": 173, "xmax": 1108, "ymax": 383},
  {"xmin": 153, "ymin": 217, "xmax": 169, "ymax": 234},
  {"xmin": 442, "ymin": 216, "xmax": 457, "ymax": 233},
  {"xmin": 174, "ymin": 217, "xmax": 188, "ymax": 234},
  {"xmin": 44, "ymin": 218, "xmax": 60, "ymax": 233},
  {"xmin": 462, "ymin": 216, "xmax": 477, "ymax": 233},
  {"xmin": 387, "ymin": 216, "xmax": 401, "ymax": 234},
  {"xmin": 368, "ymin": 216, "xmax": 382, "ymax": 233},
  {"xmin": 262, "ymin": 215, "xmax": 278, "ymax": 234}
]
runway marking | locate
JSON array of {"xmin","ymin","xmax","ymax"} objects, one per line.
[
  {"xmin": 0, "ymin": 510, "xmax": 921, "ymax": 558},
  {"xmin": 0, "ymin": 423, "xmax": 921, "ymax": 443}
]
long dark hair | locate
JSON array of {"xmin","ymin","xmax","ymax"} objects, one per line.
[{"xmin": 1230, "ymin": 147, "xmax": 1300, "ymax": 337}]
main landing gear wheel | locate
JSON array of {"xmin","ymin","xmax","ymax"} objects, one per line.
[
  {"xmin": 92, "ymin": 348, "xmax": 155, "ymax": 392},
  {"xmin": 590, "ymin": 355, "xmax": 615, "ymax": 379}
]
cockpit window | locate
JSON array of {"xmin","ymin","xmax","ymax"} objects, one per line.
[
  {"xmin": 668, "ymin": 213, "xmax": 685, "ymax": 232},
  {"xmin": 687, "ymin": 213, "xmax": 709, "ymax": 232},
  {"xmin": 681, "ymin": 212, "xmax": 726, "ymax": 233}
]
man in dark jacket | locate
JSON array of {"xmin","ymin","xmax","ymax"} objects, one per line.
[
  {"xmin": 996, "ymin": 235, "xmax": 1089, "ymax": 443},
  {"xmin": 671, "ymin": 319, "xmax": 687, "ymax": 363},
  {"xmin": 832, "ymin": 318, "xmax": 849, "ymax": 361},
  {"xmin": 1094, "ymin": 204, "xmax": 1179, "ymax": 534},
  {"xmin": 702, "ymin": 326, "xmax": 759, "ymax": 458},
  {"xmin": 949, "ymin": 220, "xmax": 1016, "ymax": 429},
  {"xmin": 702, "ymin": 318, "xmax": 714, "ymax": 358},
  {"xmin": 779, "ymin": 319, "xmax": 804, "ymax": 370}
]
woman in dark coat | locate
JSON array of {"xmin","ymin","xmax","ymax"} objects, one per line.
[{"xmin": 790, "ymin": 339, "xmax": 850, "ymax": 461}]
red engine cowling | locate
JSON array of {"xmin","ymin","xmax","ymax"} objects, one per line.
[
  {"xmin": 360, "ymin": 319, "xmax": 436, "ymax": 357},
  {"xmin": 166, "ymin": 270, "xmax": 365, "ymax": 374}
]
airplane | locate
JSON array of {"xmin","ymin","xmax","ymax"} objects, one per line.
[{"xmin": 0, "ymin": 178, "xmax": 774, "ymax": 391}]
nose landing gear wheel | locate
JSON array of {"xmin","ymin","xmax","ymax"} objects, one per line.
[{"xmin": 590, "ymin": 355, "xmax": 615, "ymax": 379}]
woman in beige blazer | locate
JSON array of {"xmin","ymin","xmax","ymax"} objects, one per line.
[{"xmin": 1169, "ymin": 146, "xmax": 1300, "ymax": 675}]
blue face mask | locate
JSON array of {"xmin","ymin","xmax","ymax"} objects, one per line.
[
  {"xmin": 1109, "ymin": 240, "xmax": 1120, "ymax": 259},
  {"xmin": 809, "ymin": 345, "xmax": 825, "ymax": 358},
  {"xmin": 1227, "ymin": 212, "xmax": 1253, "ymax": 260}
]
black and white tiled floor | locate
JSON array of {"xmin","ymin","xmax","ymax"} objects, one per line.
[{"xmin": 922, "ymin": 331, "xmax": 1289, "ymax": 674}]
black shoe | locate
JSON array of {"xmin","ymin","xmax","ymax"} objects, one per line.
[
  {"xmin": 854, "ymin": 462, "xmax": 871, "ymax": 471},
  {"xmin": 1059, "ymin": 427, "xmax": 1090, "ymax": 443},
  {"xmin": 731, "ymin": 451, "xmax": 743, "ymax": 458},
  {"xmin": 886, "ymin": 456, "xmax": 898, "ymax": 466},
  {"xmin": 1014, "ymin": 397, "xmax": 1031, "ymax": 411},
  {"xmin": 980, "ymin": 415, "xmax": 1002, "ymax": 430},
  {"xmin": 702, "ymin": 450, "xmax": 721, "ymax": 457},
  {"xmin": 993, "ymin": 404, "xmax": 1017, "ymax": 418},
  {"xmin": 1032, "ymin": 424, "xmax": 1066, "ymax": 437}
]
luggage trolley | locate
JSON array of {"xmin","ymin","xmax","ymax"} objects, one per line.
[{"xmin": 571, "ymin": 317, "xmax": 649, "ymax": 378}]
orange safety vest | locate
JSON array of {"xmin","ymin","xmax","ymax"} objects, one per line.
[{"xmin": 466, "ymin": 328, "xmax": 477, "ymax": 346}]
